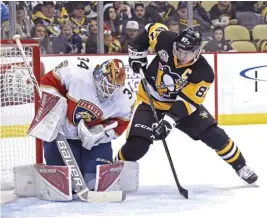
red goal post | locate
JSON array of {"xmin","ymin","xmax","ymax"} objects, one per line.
[{"xmin": 0, "ymin": 39, "xmax": 43, "ymax": 189}]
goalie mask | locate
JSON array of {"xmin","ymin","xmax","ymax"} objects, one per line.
[
  {"xmin": 173, "ymin": 28, "xmax": 202, "ymax": 65},
  {"xmin": 93, "ymin": 59, "xmax": 126, "ymax": 100}
]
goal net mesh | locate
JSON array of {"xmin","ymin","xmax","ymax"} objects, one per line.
[{"xmin": 0, "ymin": 45, "xmax": 36, "ymax": 190}]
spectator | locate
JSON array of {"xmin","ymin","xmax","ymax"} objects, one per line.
[
  {"xmin": 170, "ymin": 1, "xmax": 211, "ymax": 34},
  {"xmin": 1, "ymin": 1, "xmax": 9, "ymax": 23},
  {"xmin": 210, "ymin": 1, "xmax": 238, "ymax": 27},
  {"xmin": 68, "ymin": 2, "xmax": 90, "ymax": 42},
  {"xmin": 103, "ymin": 25, "xmax": 121, "ymax": 54},
  {"xmin": 202, "ymin": 26, "xmax": 233, "ymax": 52},
  {"xmin": 84, "ymin": 4, "xmax": 97, "ymax": 19},
  {"xmin": 119, "ymin": 21, "xmax": 139, "ymax": 53},
  {"xmin": 262, "ymin": 2, "xmax": 267, "ymax": 23},
  {"xmin": 104, "ymin": 6, "xmax": 123, "ymax": 37},
  {"xmin": 52, "ymin": 21, "xmax": 83, "ymax": 54},
  {"xmin": 30, "ymin": 24, "xmax": 52, "ymax": 54},
  {"xmin": 32, "ymin": 1, "xmax": 61, "ymax": 39},
  {"xmin": 86, "ymin": 20, "xmax": 121, "ymax": 54},
  {"xmin": 104, "ymin": 1, "xmax": 132, "ymax": 20},
  {"xmin": 85, "ymin": 19, "xmax": 98, "ymax": 53},
  {"xmin": 193, "ymin": 1, "xmax": 210, "ymax": 23},
  {"xmin": 131, "ymin": 2, "xmax": 153, "ymax": 31},
  {"xmin": 166, "ymin": 20, "xmax": 179, "ymax": 33},
  {"xmin": 146, "ymin": 1, "xmax": 176, "ymax": 23},
  {"xmin": 233, "ymin": 1, "xmax": 256, "ymax": 12},
  {"xmin": 1, "ymin": 2, "xmax": 33, "ymax": 39}
]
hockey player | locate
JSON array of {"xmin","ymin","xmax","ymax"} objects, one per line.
[
  {"xmin": 115, "ymin": 23, "xmax": 258, "ymax": 184},
  {"xmin": 25, "ymin": 58, "xmax": 139, "ymax": 199}
]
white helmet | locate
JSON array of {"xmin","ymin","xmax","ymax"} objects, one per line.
[{"xmin": 93, "ymin": 59, "xmax": 126, "ymax": 101}]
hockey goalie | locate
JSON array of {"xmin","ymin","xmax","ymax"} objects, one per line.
[{"xmin": 14, "ymin": 58, "xmax": 139, "ymax": 202}]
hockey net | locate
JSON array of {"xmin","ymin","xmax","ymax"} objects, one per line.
[{"xmin": 0, "ymin": 39, "xmax": 43, "ymax": 190}]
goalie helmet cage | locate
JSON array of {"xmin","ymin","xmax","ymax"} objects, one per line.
[{"xmin": 0, "ymin": 39, "xmax": 43, "ymax": 190}]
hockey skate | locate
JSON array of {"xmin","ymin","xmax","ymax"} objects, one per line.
[{"xmin": 237, "ymin": 166, "xmax": 258, "ymax": 184}]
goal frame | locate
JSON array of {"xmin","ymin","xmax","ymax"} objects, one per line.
[{"xmin": 1, "ymin": 39, "xmax": 43, "ymax": 164}]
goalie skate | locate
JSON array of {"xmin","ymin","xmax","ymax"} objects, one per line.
[{"xmin": 237, "ymin": 166, "xmax": 258, "ymax": 184}]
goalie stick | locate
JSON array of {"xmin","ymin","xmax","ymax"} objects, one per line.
[
  {"xmin": 139, "ymin": 68, "xmax": 188, "ymax": 199},
  {"xmin": 56, "ymin": 134, "xmax": 125, "ymax": 202},
  {"xmin": 12, "ymin": 34, "xmax": 126, "ymax": 203}
]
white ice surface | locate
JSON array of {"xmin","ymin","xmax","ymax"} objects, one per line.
[{"xmin": 1, "ymin": 124, "xmax": 267, "ymax": 218}]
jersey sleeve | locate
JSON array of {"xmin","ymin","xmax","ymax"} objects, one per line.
[
  {"xmin": 130, "ymin": 23, "xmax": 169, "ymax": 51},
  {"xmin": 146, "ymin": 23, "xmax": 169, "ymax": 50},
  {"xmin": 40, "ymin": 60, "xmax": 70, "ymax": 96},
  {"xmin": 111, "ymin": 89, "xmax": 135, "ymax": 136},
  {"xmin": 167, "ymin": 60, "xmax": 214, "ymax": 120},
  {"xmin": 111, "ymin": 117, "xmax": 130, "ymax": 137}
]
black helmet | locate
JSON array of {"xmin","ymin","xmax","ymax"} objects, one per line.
[
  {"xmin": 174, "ymin": 28, "xmax": 202, "ymax": 52},
  {"xmin": 173, "ymin": 28, "xmax": 202, "ymax": 65}
]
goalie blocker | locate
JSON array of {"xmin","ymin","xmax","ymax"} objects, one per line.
[{"xmin": 14, "ymin": 161, "xmax": 139, "ymax": 201}]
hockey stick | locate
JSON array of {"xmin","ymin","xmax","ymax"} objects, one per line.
[
  {"xmin": 12, "ymin": 35, "xmax": 42, "ymax": 97},
  {"xmin": 56, "ymin": 134, "xmax": 126, "ymax": 202},
  {"xmin": 139, "ymin": 68, "xmax": 188, "ymax": 199},
  {"xmin": 13, "ymin": 34, "xmax": 125, "ymax": 203}
]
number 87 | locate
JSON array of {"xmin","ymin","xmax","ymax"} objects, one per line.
[{"xmin": 196, "ymin": 86, "xmax": 209, "ymax": 98}]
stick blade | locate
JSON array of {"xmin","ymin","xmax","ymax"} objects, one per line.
[
  {"xmin": 78, "ymin": 190, "xmax": 126, "ymax": 203},
  {"xmin": 180, "ymin": 188, "xmax": 188, "ymax": 199}
]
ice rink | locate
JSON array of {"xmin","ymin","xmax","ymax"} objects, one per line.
[{"xmin": 1, "ymin": 124, "xmax": 266, "ymax": 218}]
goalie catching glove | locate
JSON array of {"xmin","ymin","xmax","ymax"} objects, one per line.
[{"xmin": 78, "ymin": 120, "xmax": 118, "ymax": 150}]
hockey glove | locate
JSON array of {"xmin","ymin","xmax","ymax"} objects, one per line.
[
  {"xmin": 128, "ymin": 45, "xmax": 148, "ymax": 74},
  {"xmin": 152, "ymin": 115, "xmax": 176, "ymax": 141},
  {"xmin": 78, "ymin": 120, "xmax": 118, "ymax": 150}
]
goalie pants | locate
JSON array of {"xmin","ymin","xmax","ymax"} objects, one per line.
[
  {"xmin": 117, "ymin": 102, "xmax": 246, "ymax": 171},
  {"xmin": 43, "ymin": 140, "xmax": 112, "ymax": 175}
]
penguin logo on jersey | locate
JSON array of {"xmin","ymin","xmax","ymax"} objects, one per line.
[
  {"xmin": 158, "ymin": 49, "xmax": 169, "ymax": 63},
  {"xmin": 73, "ymin": 100, "xmax": 103, "ymax": 126},
  {"xmin": 156, "ymin": 63, "xmax": 190, "ymax": 98}
]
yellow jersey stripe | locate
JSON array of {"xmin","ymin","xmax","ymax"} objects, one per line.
[
  {"xmin": 217, "ymin": 139, "xmax": 233, "ymax": 155},
  {"xmin": 226, "ymin": 149, "xmax": 240, "ymax": 163}
]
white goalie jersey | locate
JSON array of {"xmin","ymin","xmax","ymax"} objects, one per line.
[{"xmin": 40, "ymin": 57, "xmax": 135, "ymax": 140}]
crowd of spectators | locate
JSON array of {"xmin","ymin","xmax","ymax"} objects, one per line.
[{"xmin": 1, "ymin": 1, "xmax": 267, "ymax": 54}]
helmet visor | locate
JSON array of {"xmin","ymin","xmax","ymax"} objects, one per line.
[
  {"xmin": 93, "ymin": 67, "xmax": 121, "ymax": 99},
  {"xmin": 173, "ymin": 44, "xmax": 201, "ymax": 64},
  {"xmin": 98, "ymin": 76, "xmax": 119, "ymax": 97}
]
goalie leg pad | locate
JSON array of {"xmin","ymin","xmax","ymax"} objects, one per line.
[
  {"xmin": 34, "ymin": 164, "xmax": 72, "ymax": 201},
  {"xmin": 13, "ymin": 164, "xmax": 36, "ymax": 197},
  {"xmin": 44, "ymin": 139, "xmax": 113, "ymax": 192},
  {"xmin": 13, "ymin": 164, "xmax": 72, "ymax": 201},
  {"xmin": 95, "ymin": 161, "xmax": 139, "ymax": 192}
]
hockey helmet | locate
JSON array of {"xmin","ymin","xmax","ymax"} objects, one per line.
[
  {"xmin": 173, "ymin": 28, "xmax": 202, "ymax": 64},
  {"xmin": 93, "ymin": 59, "xmax": 126, "ymax": 100}
]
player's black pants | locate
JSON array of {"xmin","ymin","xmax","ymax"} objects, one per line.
[{"xmin": 117, "ymin": 102, "xmax": 246, "ymax": 172}]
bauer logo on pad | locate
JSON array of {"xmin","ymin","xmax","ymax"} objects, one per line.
[{"xmin": 73, "ymin": 100, "xmax": 103, "ymax": 126}]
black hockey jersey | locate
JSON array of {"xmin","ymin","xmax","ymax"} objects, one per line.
[{"xmin": 131, "ymin": 23, "xmax": 214, "ymax": 120}]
